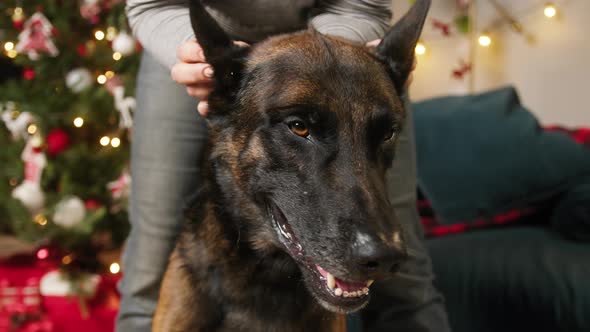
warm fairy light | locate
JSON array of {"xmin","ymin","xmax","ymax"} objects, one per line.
[
  {"xmin": 94, "ymin": 30, "xmax": 105, "ymax": 41},
  {"xmin": 100, "ymin": 136, "xmax": 111, "ymax": 146},
  {"xmin": 37, "ymin": 249, "xmax": 49, "ymax": 260},
  {"xmin": 110, "ymin": 137, "xmax": 121, "ymax": 148},
  {"xmin": 478, "ymin": 34, "xmax": 492, "ymax": 47},
  {"xmin": 9, "ymin": 178, "xmax": 18, "ymax": 187},
  {"xmin": 27, "ymin": 124, "xmax": 37, "ymax": 135},
  {"xmin": 112, "ymin": 52, "xmax": 122, "ymax": 61},
  {"xmin": 544, "ymin": 4, "xmax": 557, "ymax": 18},
  {"xmin": 97, "ymin": 74, "xmax": 107, "ymax": 84},
  {"xmin": 13, "ymin": 7, "xmax": 23, "ymax": 16},
  {"xmin": 73, "ymin": 117, "xmax": 84, "ymax": 127},
  {"xmin": 62, "ymin": 255, "xmax": 73, "ymax": 265},
  {"xmin": 109, "ymin": 262, "xmax": 121, "ymax": 274},
  {"xmin": 34, "ymin": 214, "xmax": 48, "ymax": 226},
  {"xmin": 4, "ymin": 42, "xmax": 14, "ymax": 51},
  {"xmin": 105, "ymin": 70, "xmax": 115, "ymax": 79},
  {"xmin": 7, "ymin": 50, "xmax": 18, "ymax": 58},
  {"xmin": 106, "ymin": 27, "xmax": 118, "ymax": 41},
  {"xmin": 415, "ymin": 42, "xmax": 426, "ymax": 55}
]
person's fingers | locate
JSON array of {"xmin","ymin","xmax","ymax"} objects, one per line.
[
  {"xmin": 185, "ymin": 83, "xmax": 214, "ymax": 99},
  {"xmin": 171, "ymin": 62, "xmax": 214, "ymax": 85},
  {"xmin": 366, "ymin": 39, "xmax": 381, "ymax": 48},
  {"xmin": 197, "ymin": 100, "xmax": 209, "ymax": 117},
  {"xmin": 177, "ymin": 40, "xmax": 206, "ymax": 63}
]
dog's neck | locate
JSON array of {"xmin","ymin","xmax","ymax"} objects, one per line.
[{"xmin": 176, "ymin": 177, "xmax": 343, "ymax": 331}]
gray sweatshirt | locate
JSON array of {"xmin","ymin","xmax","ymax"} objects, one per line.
[{"xmin": 126, "ymin": 0, "xmax": 392, "ymax": 69}]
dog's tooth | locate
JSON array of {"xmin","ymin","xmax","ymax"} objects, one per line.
[
  {"xmin": 343, "ymin": 291, "xmax": 349, "ymax": 298},
  {"xmin": 327, "ymin": 273, "xmax": 336, "ymax": 290},
  {"xmin": 334, "ymin": 288, "xmax": 343, "ymax": 296},
  {"xmin": 362, "ymin": 287, "xmax": 369, "ymax": 294},
  {"xmin": 367, "ymin": 280, "xmax": 374, "ymax": 287}
]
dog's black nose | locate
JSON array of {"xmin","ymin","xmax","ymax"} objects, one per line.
[{"xmin": 353, "ymin": 239, "xmax": 406, "ymax": 275}]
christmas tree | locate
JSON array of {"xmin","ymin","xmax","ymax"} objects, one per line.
[{"xmin": 0, "ymin": 0, "xmax": 139, "ymax": 276}]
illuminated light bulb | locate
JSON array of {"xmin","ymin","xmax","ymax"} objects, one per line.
[
  {"xmin": 62, "ymin": 255, "xmax": 73, "ymax": 265},
  {"xmin": 110, "ymin": 262, "xmax": 121, "ymax": 274},
  {"xmin": 4, "ymin": 42, "xmax": 14, "ymax": 51},
  {"xmin": 111, "ymin": 137, "xmax": 121, "ymax": 148},
  {"xmin": 7, "ymin": 50, "xmax": 18, "ymax": 58},
  {"xmin": 106, "ymin": 27, "xmax": 118, "ymax": 41},
  {"xmin": 95, "ymin": 30, "xmax": 105, "ymax": 41},
  {"xmin": 37, "ymin": 248, "xmax": 49, "ymax": 260},
  {"xmin": 544, "ymin": 4, "xmax": 557, "ymax": 18},
  {"xmin": 415, "ymin": 42, "xmax": 426, "ymax": 55},
  {"xmin": 100, "ymin": 136, "xmax": 111, "ymax": 146},
  {"xmin": 73, "ymin": 117, "xmax": 84, "ymax": 128},
  {"xmin": 97, "ymin": 74, "xmax": 107, "ymax": 84},
  {"xmin": 34, "ymin": 214, "xmax": 47, "ymax": 226},
  {"xmin": 105, "ymin": 70, "xmax": 115, "ymax": 79},
  {"xmin": 478, "ymin": 34, "xmax": 492, "ymax": 47},
  {"xmin": 27, "ymin": 124, "xmax": 37, "ymax": 135},
  {"xmin": 112, "ymin": 52, "xmax": 122, "ymax": 61}
]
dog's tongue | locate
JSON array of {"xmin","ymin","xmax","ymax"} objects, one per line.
[{"xmin": 316, "ymin": 266, "xmax": 366, "ymax": 292}]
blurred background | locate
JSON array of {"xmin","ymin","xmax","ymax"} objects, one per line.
[{"xmin": 0, "ymin": 1, "xmax": 588, "ymax": 332}]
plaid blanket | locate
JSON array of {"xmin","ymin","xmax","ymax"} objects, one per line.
[{"xmin": 418, "ymin": 126, "xmax": 590, "ymax": 237}]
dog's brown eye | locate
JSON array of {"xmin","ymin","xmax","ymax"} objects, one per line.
[
  {"xmin": 289, "ymin": 121, "xmax": 310, "ymax": 138},
  {"xmin": 384, "ymin": 127, "xmax": 396, "ymax": 141}
]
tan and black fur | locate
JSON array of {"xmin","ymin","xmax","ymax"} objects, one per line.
[{"xmin": 153, "ymin": 1, "xmax": 431, "ymax": 331}]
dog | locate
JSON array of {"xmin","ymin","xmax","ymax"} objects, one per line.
[{"xmin": 153, "ymin": 0, "xmax": 430, "ymax": 331}]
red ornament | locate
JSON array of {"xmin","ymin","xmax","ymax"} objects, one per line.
[
  {"xmin": 76, "ymin": 44, "xmax": 87, "ymax": 56},
  {"xmin": 23, "ymin": 68, "xmax": 36, "ymax": 80},
  {"xmin": 13, "ymin": 19, "xmax": 24, "ymax": 30},
  {"xmin": 46, "ymin": 129, "xmax": 70, "ymax": 157},
  {"xmin": 84, "ymin": 199, "xmax": 102, "ymax": 210}
]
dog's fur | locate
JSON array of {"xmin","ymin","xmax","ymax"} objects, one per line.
[{"xmin": 153, "ymin": 1, "xmax": 430, "ymax": 331}]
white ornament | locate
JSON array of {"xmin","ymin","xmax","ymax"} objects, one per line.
[
  {"xmin": 65, "ymin": 68, "xmax": 93, "ymax": 93},
  {"xmin": 53, "ymin": 196, "xmax": 87, "ymax": 228},
  {"xmin": 40, "ymin": 270, "xmax": 100, "ymax": 297},
  {"xmin": 12, "ymin": 181, "xmax": 45, "ymax": 213},
  {"xmin": 112, "ymin": 32, "xmax": 135, "ymax": 56},
  {"xmin": 1, "ymin": 105, "xmax": 34, "ymax": 140},
  {"xmin": 112, "ymin": 86, "xmax": 135, "ymax": 128}
]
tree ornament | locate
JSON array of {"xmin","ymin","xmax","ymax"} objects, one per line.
[
  {"xmin": 1, "ymin": 102, "xmax": 34, "ymax": 140},
  {"xmin": 65, "ymin": 68, "xmax": 93, "ymax": 93},
  {"xmin": 15, "ymin": 12, "xmax": 59, "ymax": 60},
  {"xmin": 12, "ymin": 7, "xmax": 25, "ymax": 30},
  {"xmin": 12, "ymin": 135, "xmax": 46, "ymax": 214},
  {"xmin": 40, "ymin": 270, "xmax": 100, "ymax": 297},
  {"xmin": 107, "ymin": 170, "xmax": 131, "ymax": 200},
  {"xmin": 23, "ymin": 67, "xmax": 36, "ymax": 80},
  {"xmin": 80, "ymin": 0, "xmax": 102, "ymax": 24},
  {"xmin": 46, "ymin": 128, "xmax": 70, "ymax": 157},
  {"xmin": 112, "ymin": 32, "xmax": 136, "ymax": 56},
  {"xmin": 105, "ymin": 76, "xmax": 135, "ymax": 128},
  {"xmin": 53, "ymin": 196, "xmax": 87, "ymax": 228}
]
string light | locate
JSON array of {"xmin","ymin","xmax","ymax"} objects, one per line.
[
  {"xmin": 34, "ymin": 214, "xmax": 48, "ymax": 226},
  {"xmin": 105, "ymin": 70, "xmax": 115, "ymax": 79},
  {"xmin": 478, "ymin": 34, "xmax": 492, "ymax": 47},
  {"xmin": 544, "ymin": 3, "xmax": 557, "ymax": 18},
  {"xmin": 94, "ymin": 30, "xmax": 105, "ymax": 41},
  {"xmin": 110, "ymin": 137, "xmax": 121, "ymax": 148},
  {"xmin": 73, "ymin": 117, "xmax": 84, "ymax": 128},
  {"xmin": 27, "ymin": 124, "xmax": 37, "ymax": 135},
  {"xmin": 100, "ymin": 136, "xmax": 111, "ymax": 146},
  {"xmin": 37, "ymin": 249, "xmax": 49, "ymax": 260},
  {"xmin": 112, "ymin": 52, "xmax": 122, "ymax": 61},
  {"xmin": 106, "ymin": 27, "xmax": 118, "ymax": 41},
  {"xmin": 9, "ymin": 178, "xmax": 18, "ymax": 187},
  {"xmin": 415, "ymin": 42, "xmax": 427, "ymax": 55},
  {"xmin": 109, "ymin": 262, "xmax": 121, "ymax": 274},
  {"xmin": 97, "ymin": 74, "xmax": 107, "ymax": 84},
  {"xmin": 4, "ymin": 42, "xmax": 14, "ymax": 51},
  {"xmin": 62, "ymin": 255, "xmax": 73, "ymax": 265}
]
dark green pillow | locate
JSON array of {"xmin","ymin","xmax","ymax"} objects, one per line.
[
  {"xmin": 413, "ymin": 86, "xmax": 590, "ymax": 224},
  {"xmin": 551, "ymin": 179, "xmax": 590, "ymax": 242}
]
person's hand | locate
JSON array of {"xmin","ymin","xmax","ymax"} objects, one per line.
[
  {"xmin": 171, "ymin": 39, "xmax": 248, "ymax": 117},
  {"xmin": 366, "ymin": 39, "xmax": 417, "ymax": 89}
]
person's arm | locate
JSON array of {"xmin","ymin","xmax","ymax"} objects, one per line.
[
  {"xmin": 311, "ymin": 0, "xmax": 392, "ymax": 43},
  {"xmin": 126, "ymin": 0, "xmax": 194, "ymax": 69}
]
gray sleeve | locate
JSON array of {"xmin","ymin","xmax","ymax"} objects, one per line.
[
  {"xmin": 311, "ymin": 0, "xmax": 392, "ymax": 43},
  {"xmin": 126, "ymin": 0, "xmax": 194, "ymax": 69}
]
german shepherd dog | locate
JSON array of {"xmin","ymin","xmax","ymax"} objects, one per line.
[{"xmin": 153, "ymin": 0, "xmax": 430, "ymax": 331}]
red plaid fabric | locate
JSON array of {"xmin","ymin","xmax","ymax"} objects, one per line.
[{"xmin": 418, "ymin": 126, "xmax": 590, "ymax": 237}]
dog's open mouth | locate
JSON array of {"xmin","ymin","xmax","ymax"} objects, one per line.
[{"xmin": 268, "ymin": 201, "xmax": 373, "ymax": 313}]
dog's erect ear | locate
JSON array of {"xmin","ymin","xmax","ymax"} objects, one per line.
[
  {"xmin": 376, "ymin": 0, "xmax": 431, "ymax": 92},
  {"xmin": 189, "ymin": 0, "xmax": 249, "ymax": 117}
]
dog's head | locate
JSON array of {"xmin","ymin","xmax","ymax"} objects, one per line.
[{"xmin": 189, "ymin": 0, "xmax": 430, "ymax": 313}]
